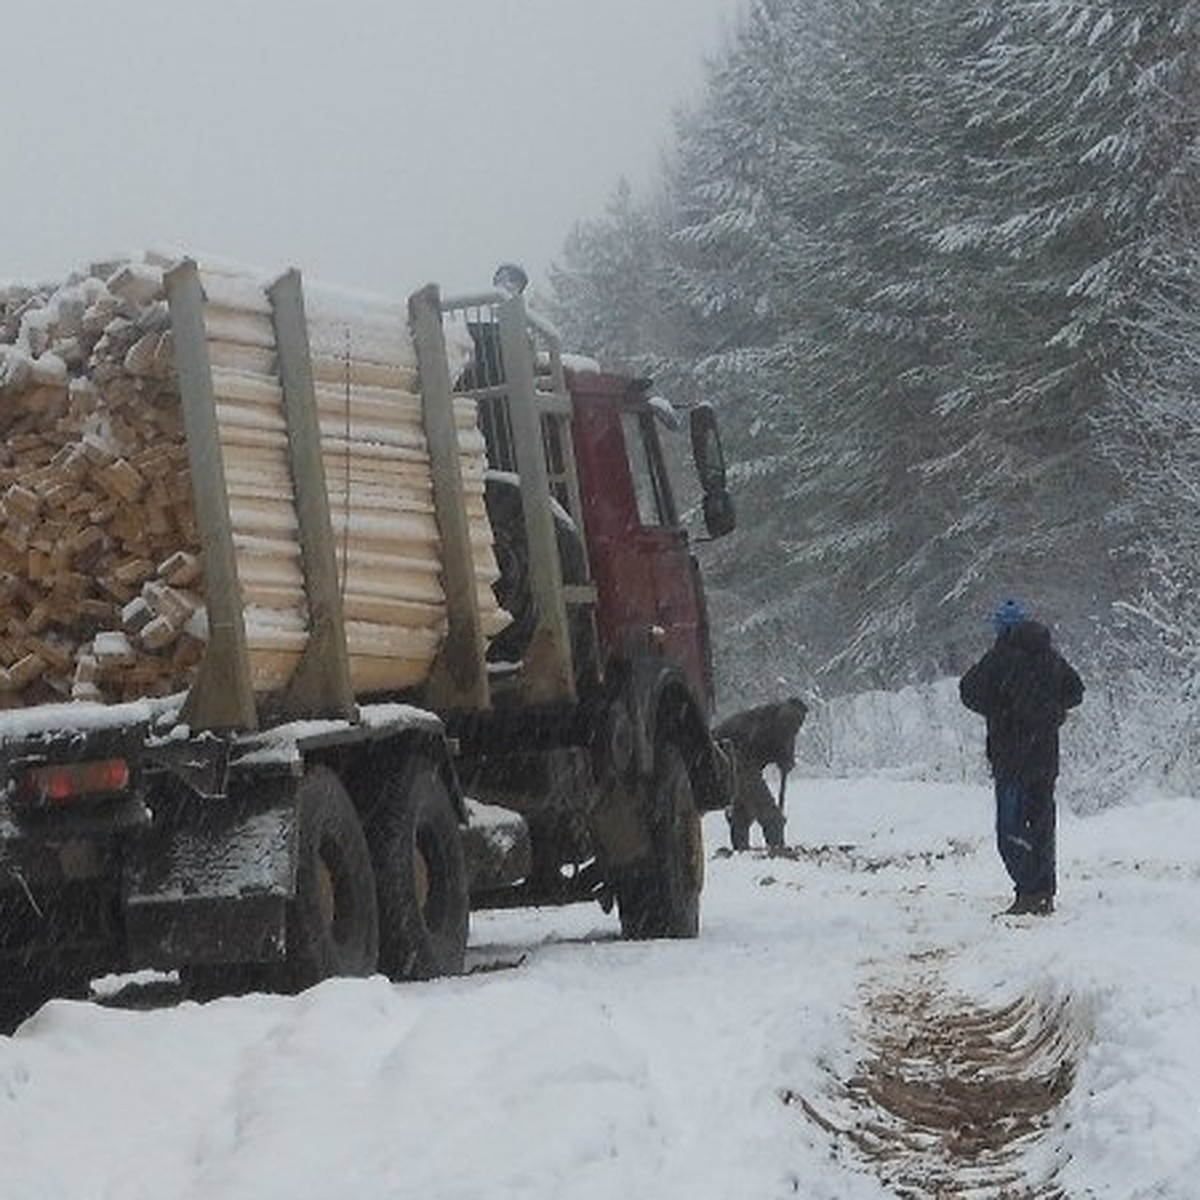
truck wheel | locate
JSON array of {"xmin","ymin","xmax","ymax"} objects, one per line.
[
  {"xmin": 617, "ymin": 739, "xmax": 704, "ymax": 939},
  {"xmin": 368, "ymin": 756, "xmax": 469, "ymax": 981},
  {"xmin": 287, "ymin": 766, "xmax": 380, "ymax": 989}
]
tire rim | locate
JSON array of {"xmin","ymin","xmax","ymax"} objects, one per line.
[
  {"xmin": 668, "ymin": 756, "xmax": 704, "ymax": 892},
  {"xmin": 687, "ymin": 807, "xmax": 705, "ymax": 889},
  {"xmin": 317, "ymin": 850, "xmax": 337, "ymax": 932},
  {"xmin": 413, "ymin": 841, "xmax": 431, "ymax": 915}
]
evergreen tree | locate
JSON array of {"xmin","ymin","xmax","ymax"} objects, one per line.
[
  {"xmin": 922, "ymin": 3, "xmax": 1198, "ymax": 634},
  {"xmin": 549, "ymin": 179, "xmax": 677, "ymax": 380}
]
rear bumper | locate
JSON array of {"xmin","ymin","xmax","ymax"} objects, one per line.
[{"xmin": 0, "ymin": 790, "xmax": 298, "ymax": 976}]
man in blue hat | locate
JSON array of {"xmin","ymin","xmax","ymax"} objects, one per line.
[{"xmin": 959, "ymin": 599, "xmax": 1084, "ymax": 915}]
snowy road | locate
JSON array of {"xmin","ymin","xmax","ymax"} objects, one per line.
[{"xmin": 0, "ymin": 776, "xmax": 1197, "ymax": 1199}]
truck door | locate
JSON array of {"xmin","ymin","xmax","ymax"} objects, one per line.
[{"xmin": 615, "ymin": 408, "xmax": 709, "ymax": 702}]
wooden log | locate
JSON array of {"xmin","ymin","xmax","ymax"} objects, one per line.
[
  {"xmin": 170, "ymin": 634, "xmax": 205, "ymax": 673},
  {"xmin": 2, "ymin": 484, "xmax": 41, "ymax": 523},
  {"xmin": 78, "ymin": 598, "xmax": 120, "ymax": 625},
  {"xmin": 92, "ymin": 630, "xmax": 138, "ymax": 668},
  {"xmin": 25, "ymin": 636, "xmax": 74, "ymax": 674},
  {"xmin": 203, "ymin": 306, "xmax": 274, "ymax": 349},
  {"xmin": 144, "ymin": 503, "xmax": 175, "ymax": 538},
  {"xmin": 315, "ymin": 416, "xmax": 429, "ymax": 452},
  {"xmin": 311, "ymin": 379, "xmax": 422, "ymax": 414},
  {"xmin": 345, "ymin": 655, "xmax": 431, "ymax": 692},
  {"xmin": 27, "ymin": 548, "xmax": 51, "ymax": 582},
  {"xmin": 123, "ymin": 330, "xmax": 171, "ymax": 378},
  {"xmin": 310, "ymin": 355, "xmax": 418, "ymax": 391},
  {"xmin": 106, "ymin": 262, "xmax": 164, "ymax": 306},
  {"xmin": 73, "ymin": 652, "xmax": 100, "ymax": 685},
  {"xmin": 141, "ymin": 580, "xmax": 198, "ymax": 627},
  {"xmin": 0, "ymin": 526, "xmax": 31, "ymax": 558},
  {"xmin": 110, "ymin": 557, "xmax": 157, "ymax": 587},
  {"xmin": 131, "ymin": 442, "xmax": 185, "ymax": 476},
  {"xmin": 139, "ymin": 614, "xmax": 181, "ymax": 651},
  {"xmin": 237, "ymin": 581, "xmax": 308, "ymax": 610},
  {"xmin": 121, "ymin": 596, "xmax": 154, "ymax": 636},
  {"xmin": 340, "ymin": 594, "xmax": 448, "ymax": 628},
  {"xmin": 158, "ymin": 550, "xmax": 201, "ymax": 587},
  {"xmin": 213, "ymin": 398, "xmax": 289, "ymax": 435},
  {"xmin": 4, "ymin": 652, "xmax": 49, "ymax": 691},
  {"xmin": 97, "ymin": 575, "xmax": 137, "ymax": 605},
  {"xmin": 208, "ymin": 340, "xmax": 276, "ymax": 376},
  {"xmin": 106, "ymin": 506, "xmax": 154, "ymax": 552},
  {"xmin": 211, "ymin": 367, "xmax": 284, "ymax": 409},
  {"xmin": 97, "ymin": 459, "xmax": 147, "ymax": 504},
  {"xmin": 66, "ymin": 525, "xmax": 107, "ymax": 569},
  {"xmin": 195, "ymin": 270, "xmax": 272, "ymax": 315},
  {"xmin": 48, "ymin": 569, "xmax": 91, "ymax": 601},
  {"xmin": 63, "ymin": 488, "xmax": 105, "ymax": 518}
]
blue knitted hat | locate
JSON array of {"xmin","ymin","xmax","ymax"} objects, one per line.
[{"xmin": 991, "ymin": 598, "xmax": 1027, "ymax": 632}]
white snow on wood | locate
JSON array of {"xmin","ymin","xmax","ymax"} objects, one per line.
[{"xmin": 0, "ymin": 694, "xmax": 185, "ymax": 743}]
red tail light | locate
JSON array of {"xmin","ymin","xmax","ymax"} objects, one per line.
[{"xmin": 17, "ymin": 758, "xmax": 131, "ymax": 806}]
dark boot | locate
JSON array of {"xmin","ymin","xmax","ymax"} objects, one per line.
[
  {"xmin": 728, "ymin": 813, "xmax": 750, "ymax": 852},
  {"xmin": 1001, "ymin": 892, "xmax": 1054, "ymax": 916},
  {"xmin": 762, "ymin": 813, "xmax": 786, "ymax": 851}
]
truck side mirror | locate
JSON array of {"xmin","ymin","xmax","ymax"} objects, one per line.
[{"xmin": 689, "ymin": 404, "xmax": 736, "ymax": 538}]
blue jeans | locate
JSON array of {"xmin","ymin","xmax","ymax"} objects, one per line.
[{"xmin": 994, "ymin": 777, "xmax": 1056, "ymax": 898}]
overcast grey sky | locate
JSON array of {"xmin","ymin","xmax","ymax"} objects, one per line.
[{"xmin": 5, "ymin": 0, "xmax": 744, "ymax": 298}]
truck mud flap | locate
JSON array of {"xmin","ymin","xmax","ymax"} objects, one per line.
[
  {"xmin": 123, "ymin": 797, "xmax": 296, "ymax": 970},
  {"xmin": 461, "ymin": 798, "xmax": 531, "ymax": 898}
]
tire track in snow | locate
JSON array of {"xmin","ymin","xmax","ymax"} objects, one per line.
[{"xmin": 786, "ymin": 978, "xmax": 1085, "ymax": 1198}]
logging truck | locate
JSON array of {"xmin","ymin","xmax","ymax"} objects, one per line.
[{"xmin": 0, "ymin": 256, "xmax": 737, "ymax": 1028}]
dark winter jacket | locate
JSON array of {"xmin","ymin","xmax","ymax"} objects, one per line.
[
  {"xmin": 713, "ymin": 698, "xmax": 808, "ymax": 772},
  {"xmin": 959, "ymin": 620, "xmax": 1083, "ymax": 781}
]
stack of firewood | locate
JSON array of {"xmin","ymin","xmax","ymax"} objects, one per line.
[
  {"xmin": 0, "ymin": 253, "xmax": 508, "ymax": 710},
  {"xmin": 0, "ymin": 259, "xmax": 204, "ymax": 706}
]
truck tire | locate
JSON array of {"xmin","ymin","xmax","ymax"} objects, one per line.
[
  {"xmin": 616, "ymin": 739, "xmax": 704, "ymax": 939},
  {"xmin": 286, "ymin": 766, "xmax": 380, "ymax": 989},
  {"xmin": 367, "ymin": 756, "xmax": 469, "ymax": 981}
]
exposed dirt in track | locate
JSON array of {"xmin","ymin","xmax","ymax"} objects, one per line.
[{"xmin": 786, "ymin": 979, "xmax": 1085, "ymax": 1198}]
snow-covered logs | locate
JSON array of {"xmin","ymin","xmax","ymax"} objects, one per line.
[{"xmin": 0, "ymin": 253, "xmax": 507, "ymax": 708}]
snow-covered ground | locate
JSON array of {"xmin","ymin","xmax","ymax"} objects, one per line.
[{"xmin": 1, "ymin": 762, "xmax": 1196, "ymax": 1198}]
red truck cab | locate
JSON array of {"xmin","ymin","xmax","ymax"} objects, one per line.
[
  {"xmin": 441, "ymin": 278, "xmax": 737, "ymax": 936},
  {"xmin": 569, "ymin": 370, "xmax": 722, "ymax": 713}
]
